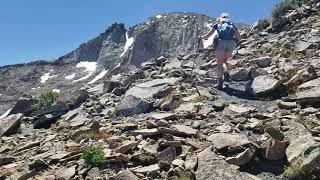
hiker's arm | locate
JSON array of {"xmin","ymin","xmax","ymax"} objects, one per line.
[
  {"xmin": 201, "ymin": 28, "xmax": 216, "ymax": 40},
  {"xmin": 235, "ymin": 27, "xmax": 241, "ymax": 43}
]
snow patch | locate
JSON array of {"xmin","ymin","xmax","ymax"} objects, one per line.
[
  {"xmin": 0, "ymin": 94, "xmax": 2, "ymax": 96},
  {"xmin": 120, "ymin": 33, "xmax": 134, "ymax": 57},
  {"xmin": 65, "ymin": 73, "xmax": 76, "ymax": 80},
  {"xmin": 0, "ymin": 108, "xmax": 12, "ymax": 119},
  {"xmin": 202, "ymin": 31, "xmax": 218, "ymax": 49},
  {"xmin": 76, "ymin": 61, "xmax": 97, "ymax": 72},
  {"xmin": 156, "ymin": 15, "xmax": 163, "ymax": 19},
  {"xmin": 49, "ymin": 69, "xmax": 54, "ymax": 72},
  {"xmin": 88, "ymin": 69, "xmax": 108, "ymax": 85},
  {"xmin": 114, "ymin": 63, "xmax": 121, "ymax": 69},
  {"xmin": 40, "ymin": 73, "xmax": 57, "ymax": 84},
  {"xmin": 73, "ymin": 61, "xmax": 97, "ymax": 82},
  {"xmin": 52, "ymin": 89, "xmax": 61, "ymax": 93}
]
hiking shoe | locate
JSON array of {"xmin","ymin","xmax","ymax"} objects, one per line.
[
  {"xmin": 224, "ymin": 71, "xmax": 230, "ymax": 82},
  {"xmin": 217, "ymin": 78, "xmax": 223, "ymax": 90}
]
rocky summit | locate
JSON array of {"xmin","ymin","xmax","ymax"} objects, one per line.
[{"xmin": 1, "ymin": 1, "xmax": 320, "ymax": 179}]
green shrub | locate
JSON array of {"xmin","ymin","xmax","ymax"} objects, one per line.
[
  {"xmin": 32, "ymin": 90, "xmax": 59, "ymax": 110},
  {"xmin": 272, "ymin": 0, "xmax": 308, "ymax": 19},
  {"xmin": 82, "ymin": 146, "xmax": 105, "ymax": 167}
]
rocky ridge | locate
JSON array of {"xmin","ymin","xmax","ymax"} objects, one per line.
[{"xmin": 1, "ymin": 2, "xmax": 320, "ymax": 180}]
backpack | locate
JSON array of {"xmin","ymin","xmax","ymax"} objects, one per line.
[{"xmin": 216, "ymin": 20, "xmax": 236, "ymax": 40}]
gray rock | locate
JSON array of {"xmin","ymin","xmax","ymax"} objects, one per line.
[
  {"xmin": 207, "ymin": 133, "xmax": 251, "ymax": 150},
  {"xmin": 132, "ymin": 128, "xmax": 160, "ymax": 137},
  {"xmin": 0, "ymin": 113, "xmax": 23, "ymax": 137},
  {"xmin": 109, "ymin": 170, "xmax": 139, "ymax": 180},
  {"xmin": 163, "ymin": 58, "xmax": 182, "ymax": 71},
  {"xmin": 125, "ymin": 78, "xmax": 180, "ymax": 100},
  {"xmin": 9, "ymin": 96, "xmax": 35, "ymax": 116},
  {"xmin": 116, "ymin": 141, "xmax": 139, "ymax": 154},
  {"xmin": 295, "ymin": 86, "xmax": 320, "ymax": 105},
  {"xmin": 86, "ymin": 167, "xmax": 103, "ymax": 180},
  {"xmin": 0, "ymin": 155, "xmax": 16, "ymax": 166},
  {"xmin": 115, "ymin": 95, "xmax": 151, "ymax": 116},
  {"xmin": 295, "ymin": 40, "xmax": 313, "ymax": 52},
  {"xmin": 184, "ymin": 155, "xmax": 198, "ymax": 170},
  {"xmin": 55, "ymin": 165, "xmax": 76, "ymax": 180},
  {"xmin": 229, "ymin": 68, "xmax": 249, "ymax": 81},
  {"xmin": 195, "ymin": 147, "xmax": 255, "ymax": 180},
  {"xmin": 252, "ymin": 56, "xmax": 272, "ymax": 68},
  {"xmin": 171, "ymin": 125, "xmax": 198, "ymax": 137},
  {"xmin": 132, "ymin": 164, "xmax": 159, "ymax": 175},
  {"xmin": 57, "ymin": 89, "xmax": 89, "ymax": 109},
  {"xmin": 249, "ymin": 75, "xmax": 281, "ymax": 97},
  {"xmin": 158, "ymin": 147, "xmax": 177, "ymax": 163},
  {"xmin": 103, "ymin": 80, "xmax": 121, "ymax": 93},
  {"xmin": 226, "ymin": 148, "xmax": 255, "ymax": 166},
  {"xmin": 261, "ymin": 139, "xmax": 287, "ymax": 160},
  {"xmin": 298, "ymin": 77, "xmax": 320, "ymax": 91},
  {"xmin": 286, "ymin": 135, "xmax": 320, "ymax": 163}
]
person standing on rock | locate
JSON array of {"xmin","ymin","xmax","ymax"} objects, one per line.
[{"xmin": 200, "ymin": 13, "xmax": 241, "ymax": 89}]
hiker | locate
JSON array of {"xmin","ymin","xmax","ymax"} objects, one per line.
[{"xmin": 200, "ymin": 13, "xmax": 241, "ymax": 89}]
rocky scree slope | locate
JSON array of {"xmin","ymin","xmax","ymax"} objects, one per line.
[
  {"xmin": 1, "ymin": 4, "xmax": 320, "ymax": 180},
  {"xmin": 0, "ymin": 12, "xmax": 218, "ymax": 116}
]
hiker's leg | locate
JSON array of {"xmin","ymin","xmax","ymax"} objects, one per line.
[{"xmin": 216, "ymin": 50, "xmax": 224, "ymax": 79}]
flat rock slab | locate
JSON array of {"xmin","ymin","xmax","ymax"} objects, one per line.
[
  {"xmin": 295, "ymin": 86, "xmax": 320, "ymax": 105},
  {"xmin": 172, "ymin": 125, "xmax": 198, "ymax": 137},
  {"xmin": 0, "ymin": 113, "xmax": 22, "ymax": 137},
  {"xmin": 298, "ymin": 77, "xmax": 320, "ymax": 91},
  {"xmin": 125, "ymin": 78, "xmax": 181, "ymax": 100},
  {"xmin": 132, "ymin": 128, "xmax": 160, "ymax": 137},
  {"xmin": 150, "ymin": 113, "xmax": 176, "ymax": 120},
  {"xmin": 110, "ymin": 170, "xmax": 140, "ymax": 180},
  {"xmin": 55, "ymin": 165, "xmax": 76, "ymax": 180},
  {"xmin": 286, "ymin": 135, "xmax": 320, "ymax": 163},
  {"xmin": 207, "ymin": 133, "xmax": 251, "ymax": 150},
  {"xmin": 132, "ymin": 164, "xmax": 159, "ymax": 175},
  {"xmin": 195, "ymin": 147, "xmax": 255, "ymax": 180}
]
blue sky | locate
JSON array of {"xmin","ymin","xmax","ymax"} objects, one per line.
[{"xmin": 0, "ymin": 0, "xmax": 281, "ymax": 66}]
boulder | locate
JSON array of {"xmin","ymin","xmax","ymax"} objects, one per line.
[
  {"xmin": 207, "ymin": 133, "xmax": 251, "ymax": 150},
  {"xmin": 252, "ymin": 56, "xmax": 272, "ymax": 68},
  {"xmin": 9, "ymin": 96, "xmax": 35, "ymax": 116},
  {"xmin": 0, "ymin": 155, "xmax": 16, "ymax": 166},
  {"xmin": 295, "ymin": 87, "xmax": 320, "ymax": 105},
  {"xmin": 249, "ymin": 75, "xmax": 282, "ymax": 97},
  {"xmin": 295, "ymin": 40, "xmax": 313, "ymax": 52},
  {"xmin": 286, "ymin": 135, "xmax": 320, "ymax": 163},
  {"xmin": 158, "ymin": 147, "xmax": 177, "ymax": 163},
  {"xmin": 125, "ymin": 78, "xmax": 181, "ymax": 100},
  {"xmin": 115, "ymin": 95, "xmax": 152, "ymax": 117},
  {"xmin": 229, "ymin": 68, "xmax": 249, "ymax": 81},
  {"xmin": 195, "ymin": 147, "xmax": 256, "ymax": 180},
  {"xmin": 109, "ymin": 170, "xmax": 139, "ymax": 180},
  {"xmin": 132, "ymin": 164, "xmax": 159, "ymax": 175},
  {"xmin": 55, "ymin": 165, "xmax": 76, "ymax": 180},
  {"xmin": 103, "ymin": 80, "xmax": 122, "ymax": 93},
  {"xmin": 30, "ymin": 102, "xmax": 68, "ymax": 117},
  {"xmin": 33, "ymin": 103, "xmax": 69, "ymax": 129},
  {"xmin": 0, "ymin": 113, "xmax": 23, "ymax": 137},
  {"xmin": 163, "ymin": 58, "xmax": 182, "ymax": 71},
  {"xmin": 57, "ymin": 90, "xmax": 89, "ymax": 109},
  {"xmin": 261, "ymin": 139, "xmax": 287, "ymax": 160}
]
